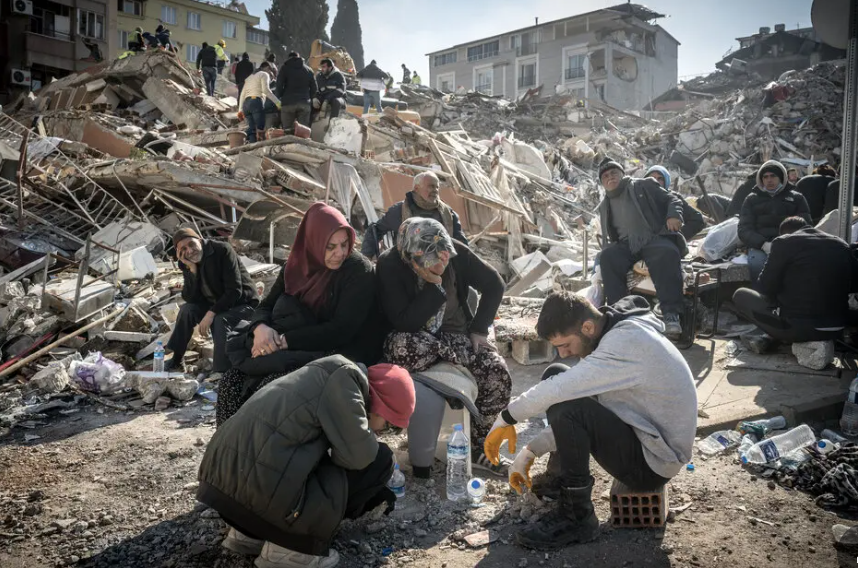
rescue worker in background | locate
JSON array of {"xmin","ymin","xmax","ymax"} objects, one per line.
[
  {"xmin": 644, "ymin": 166, "xmax": 705, "ymax": 241},
  {"xmin": 276, "ymin": 51, "xmax": 317, "ymax": 132},
  {"xmin": 234, "ymin": 52, "xmax": 254, "ymax": 100},
  {"xmin": 401, "ymin": 64, "xmax": 411, "ymax": 84},
  {"xmin": 142, "ymin": 30, "xmax": 160, "ymax": 49},
  {"xmin": 155, "ymin": 25, "xmax": 172, "ymax": 50},
  {"xmin": 313, "ymin": 58, "xmax": 346, "ymax": 120},
  {"xmin": 196, "ymin": 42, "xmax": 218, "ymax": 97},
  {"xmin": 356, "ymin": 59, "xmax": 390, "ymax": 114},
  {"xmin": 128, "ymin": 27, "xmax": 145, "ymax": 52},
  {"xmin": 215, "ymin": 39, "xmax": 229, "ymax": 75},
  {"xmin": 412, "ymin": 72, "xmax": 422, "ymax": 86}
]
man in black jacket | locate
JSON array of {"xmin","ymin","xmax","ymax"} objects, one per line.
[
  {"xmin": 357, "ymin": 59, "xmax": 389, "ymax": 114},
  {"xmin": 313, "ymin": 58, "xmax": 347, "ymax": 119},
  {"xmin": 598, "ymin": 158, "xmax": 686, "ymax": 338},
  {"xmin": 275, "ymin": 51, "xmax": 316, "ymax": 131},
  {"xmin": 234, "ymin": 52, "xmax": 254, "ymax": 100},
  {"xmin": 733, "ymin": 216, "xmax": 853, "ymax": 348},
  {"xmin": 196, "ymin": 42, "xmax": 218, "ymax": 97},
  {"xmin": 644, "ymin": 165, "xmax": 705, "ymax": 241},
  {"xmin": 823, "ymin": 164, "xmax": 858, "ymax": 217},
  {"xmin": 738, "ymin": 160, "xmax": 811, "ymax": 283},
  {"xmin": 168, "ymin": 228, "xmax": 258, "ymax": 374},
  {"xmin": 796, "ymin": 165, "xmax": 836, "ymax": 223},
  {"xmin": 361, "ymin": 171, "xmax": 468, "ymax": 259}
]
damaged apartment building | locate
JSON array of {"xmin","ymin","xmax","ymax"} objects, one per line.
[{"xmin": 426, "ymin": 3, "xmax": 678, "ymax": 112}]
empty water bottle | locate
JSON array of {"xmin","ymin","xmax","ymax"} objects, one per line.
[
  {"xmin": 840, "ymin": 375, "xmax": 858, "ymax": 437},
  {"xmin": 153, "ymin": 341, "xmax": 165, "ymax": 375},
  {"xmin": 446, "ymin": 424, "xmax": 469, "ymax": 502},
  {"xmin": 821, "ymin": 429, "xmax": 849, "ymax": 444},
  {"xmin": 467, "ymin": 478, "xmax": 486, "ymax": 507},
  {"xmin": 738, "ymin": 416, "xmax": 787, "ymax": 438},
  {"xmin": 387, "ymin": 463, "xmax": 405, "ymax": 498},
  {"xmin": 697, "ymin": 430, "xmax": 743, "ymax": 455},
  {"xmin": 815, "ymin": 439, "xmax": 839, "ymax": 455},
  {"xmin": 738, "ymin": 433, "xmax": 758, "ymax": 459},
  {"xmin": 741, "ymin": 424, "xmax": 817, "ymax": 464}
]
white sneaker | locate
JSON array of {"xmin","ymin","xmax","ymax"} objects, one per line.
[
  {"xmin": 222, "ymin": 528, "xmax": 264, "ymax": 555},
  {"xmin": 254, "ymin": 542, "xmax": 340, "ymax": 568}
]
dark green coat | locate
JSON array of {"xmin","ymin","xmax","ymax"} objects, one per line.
[{"xmin": 197, "ymin": 355, "xmax": 378, "ymax": 555}]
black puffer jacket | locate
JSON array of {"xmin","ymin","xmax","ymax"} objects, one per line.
[
  {"xmin": 196, "ymin": 45, "xmax": 217, "ymax": 69},
  {"xmin": 275, "ymin": 56, "xmax": 317, "ymax": 105},
  {"xmin": 356, "ymin": 63, "xmax": 389, "ymax": 81},
  {"xmin": 316, "ymin": 68, "xmax": 346, "ymax": 98},
  {"xmin": 178, "ymin": 240, "xmax": 258, "ymax": 314},
  {"xmin": 234, "ymin": 59, "xmax": 254, "ymax": 86},
  {"xmin": 738, "ymin": 161, "xmax": 811, "ymax": 249},
  {"xmin": 795, "ymin": 174, "xmax": 834, "ymax": 223}
]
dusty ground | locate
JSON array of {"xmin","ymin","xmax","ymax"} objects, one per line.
[{"xmin": 1, "ymin": 394, "xmax": 856, "ymax": 568}]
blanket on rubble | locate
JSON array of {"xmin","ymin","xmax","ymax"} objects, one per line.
[{"xmin": 779, "ymin": 444, "xmax": 858, "ymax": 510}]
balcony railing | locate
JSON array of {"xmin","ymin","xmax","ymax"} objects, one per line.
[
  {"xmin": 467, "ymin": 50, "xmax": 498, "ymax": 63},
  {"xmin": 565, "ymin": 67, "xmax": 585, "ymax": 80},
  {"xmin": 515, "ymin": 43, "xmax": 538, "ymax": 57}
]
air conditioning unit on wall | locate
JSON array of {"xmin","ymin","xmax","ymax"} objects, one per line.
[
  {"xmin": 12, "ymin": 0, "xmax": 34, "ymax": 15},
  {"xmin": 10, "ymin": 68, "xmax": 32, "ymax": 87}
]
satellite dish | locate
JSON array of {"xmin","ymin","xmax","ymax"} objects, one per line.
[{"xmin": 811, "ymin": 0, "xmax": 854, "ymax": 49}]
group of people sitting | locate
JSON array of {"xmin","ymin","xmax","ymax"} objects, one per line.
[{"xmin": 127, "ymin": 25, "xmax": 173, "ymax": 53}]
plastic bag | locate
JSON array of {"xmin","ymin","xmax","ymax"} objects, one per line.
[
  {"xmin": 700, "ymin": 217, "xmax": 740, "ymax": 261},
  {"xmin": 69, "ymin": 352, "xmax": 127, "ymax": 394},
  {"xmin": 580, "ymin": 266, "xmax": 605, "ymax": 307}
]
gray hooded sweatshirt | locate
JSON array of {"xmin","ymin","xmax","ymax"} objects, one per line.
[{"xmin": 508, "ymin": 300, "xmax": 697, "ymax": 479}]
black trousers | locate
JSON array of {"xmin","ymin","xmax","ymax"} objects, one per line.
[
  {"xmin": 600, "ymin": 237, "xmax": 684, "ymax": 315},
  {"xmin": 543, "ymin": 364, "xmax": 670, "ymax": 491},
  {"xmin": 319, "ymin": 92, "xmax": 343, "ymax": 118},
  {"xmin": 732, "ymin": 288, "xmax": 843, "ymax": 344},
  {"xmin": 166, "ymin": 303, "xmax": 254, "ymax": 373}
]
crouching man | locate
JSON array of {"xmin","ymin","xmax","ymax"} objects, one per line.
[
  {"xmin": 168, "ymin": 228, "xmax": 258, "ymax": 374},
  {"xmin": 484, "ymin": 292, "xmax": 697, "ymax": 549},
  {"xmin": 198, "ymin": 356, "xmax": 415, "ymax": 568}
]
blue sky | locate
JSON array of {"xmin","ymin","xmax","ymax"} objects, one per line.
[{"xmin": 243, "ymin": 0, "xmax": 814, "ymax": 81}]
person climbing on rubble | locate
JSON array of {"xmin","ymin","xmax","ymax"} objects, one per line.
[
  {"xmin": 376, "ymin": 218, "xmax": 511, "ymax": 477},
  {"xmin": 237, "ymin": 62, "xmax": 279, "ymax": 144},
  {"xmin": 198, "ymin": 355, "xmax": 415, "ymax": 568},
  {"xmin": 215, "ymin": 39, "xmax": 229, "ymax": 75},
  {"xmin": 732, "ymin": 216, "xmax": 854, "ymax": 353},
  {"xmin": 168, "ymin": 228, "xmax": 258, "ymax": 378},
  {"xmin": 596, "ymin": 158, "xmax": 687, "ymax": 339},
  {"xmin": 484, "ymin": 291, "xmax": 696, "ymax": 550},
  {"xmin": 128, "ymin": 27, "xmax": 146, "ymax": 52},
  {"xmin": 401, "ymin": 64, "xmax": 412, "ymax": 84},
  {"xmin": 233, "ymin": 52, "xmax": 254, "ymax": 100},
  {"xmin": 356, "ymin": 59, "xmax": 389, "ymax": 114},
  {"xmin": 738, "ymin": 160, "xmax": 811, "ymax": 283},
  {"xmin": 275, "ymin": 51, "xmax": 317, "ymax": 132},
  {"xmin": 644, "ymin": 165, "xmax": 705, "ymax": 241},
  {"xmin": 142, "ymin": 30, "xmax": 160, "ymax": 50},
  {"xmin": 196, "ymin": 42, "xmax": 219, "ymax": 97},
  {"xmin": 218, "ymin": 203, "xmax": 385, "ymax": 426},
  {"xmin": 313, "ymin": 58, "xmax": 347, "ymax": 120},
  {"xmin": 155, "ymin": 25, "xmax": 172, "ymax": 51},
  {"xmin": 796, "ymin": 164, "xmax": 837, "ymax": 223},
  {"xmin": 361, "ymin": 171, "xmax": 468, "ymax": 259},
  {"xmin": 412, "ymin": 72, "xmax": 422, "ymax": 86}
]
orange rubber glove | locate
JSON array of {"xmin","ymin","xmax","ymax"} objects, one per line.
[
  {"xmin": 509, "ymin": 447, "xmax": 536, "ymax": 494},
  {"xmin": 483, "ymin": 416, "xmax": 516, "ymax": 466}
]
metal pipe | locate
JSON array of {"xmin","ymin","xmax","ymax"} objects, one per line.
[{"xmin": 839, "ymin": 2, "xmax": 858, "ymax": 241}]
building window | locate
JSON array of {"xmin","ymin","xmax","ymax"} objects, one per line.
[
  {"xmin": 247, "ymin": 28, "xmax": 268, "ymax": 45},
  {"xmin": 119, "ymin": 29, "xmax": 129, "ymax": 49},
  {"xmin": 223, "ymin": 20, "xmax": 237, "ymax": 39},
  {"xmin": 187, "ymin": 12, "xmax": 201, "ymax": 30},
  {"xmin": 511, "ymin": 32, "xmax": 537, "ymax": 56},
  {"xmin": 433, "ymin": 51, "xmax": 456, "ymax": 67},
  {"xmin": 187, "ymin": 44, "xmax": 200, "ymax": 62},
  {"xmin": 119, "ymin": 0, "xmax": 142, "ymax": 16},
  {"xmin": 518, "ymin": 61, "xmax": 536, "ymax": 88},
  {"xmin": 474, "ymin": 66, "xmax": 493, "ymax": 95},
  {"xmin": 565, "ymin": 53, "xmax": 586, "ymax": 80},
  {"xmin": 77, "ymin": 10, "xmax": 104, "ymax": 40},
  {"xmin": 467, "ymin": 40, "xmax": 499, "ymax": 62},
  {"xmin": 161, "ymin": 5, "xmax": 177, "ymax": 25},
  {"xmin": 437, "ymin": 72, "xmax": 455, "ymax": 92}
]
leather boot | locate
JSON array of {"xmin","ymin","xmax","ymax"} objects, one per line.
[
  {"xmin": 516, "ymin": 477, "xmax": 599, "ymax": 550},
  {"xmin": 531, "ymin": 451, "xmax": 561, "ymax": 500}
]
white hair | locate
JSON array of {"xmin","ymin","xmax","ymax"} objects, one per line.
[{"xmin": 412, "ymin": 171, "xmax": 439, "ymax": 189}]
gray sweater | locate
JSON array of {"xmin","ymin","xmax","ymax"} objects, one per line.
[{"xmin": 509, "ymin": 311, "xmax": 697, "ymax": 478}]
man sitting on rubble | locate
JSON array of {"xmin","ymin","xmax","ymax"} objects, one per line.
[
  {"xmin": 128, "ymin": 27, "xmax": 146, "ymax": 52},
  {"xmin": 361, "ymin": 171, "xmax": 468, "ymax": 259},
  {"xmin": 313, "ymin": 58, "xmax": 346, "ymax": 120},
  {"xmin": 275, "ymin": 51, "xmax": 317, "ymax": 132},
  {"xmin": 796, "ymin": 164, "xmax": 837, "ymax": 223},
  {"xmin": 168, "ymin": 228, "xmax": 258, "ymax": 376},
  {"xmin": 484, "ymin": 291, "xmax": 696, "ymax": 550},
  {"xmin": 732, "ymin": 216, "xmax": 853, "ymax": 352},
  {"xmin": 644, "ymin": 165, "xmax": 704, "ymax": 241},
  {"xmin": 155, "ymin": 25, "xmax": 172, "ymax": 50},
  {"xmin": 596, "ymin": 158, "xmax": 686, "ymax": 338},
  {"xmin": 738, "ymin": 160, "xmax": 811, "ymax": 283}
]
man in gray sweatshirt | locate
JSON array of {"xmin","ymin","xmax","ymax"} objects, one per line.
[{"xmin": 484, "ymin": 292, "xmax": 697, "ymax": 550}]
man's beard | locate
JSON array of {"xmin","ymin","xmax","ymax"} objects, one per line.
[{"xmin": 576, "ymin": 332, "xmax": 597, "ymax": 358}]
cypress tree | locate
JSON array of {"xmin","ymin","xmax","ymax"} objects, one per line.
[
  {"xmin": 330, "ymin": 0, "xmax": 365, "ymax": 70},
  {"xmin": 266, "ymin": 0, "xmax": 329, "ymax": 60}
]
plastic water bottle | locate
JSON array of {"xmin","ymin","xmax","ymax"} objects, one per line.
[
  {"xmin": 697, "ymin": 430, "xmax": 743, "ymax": 455},
  {"xmin": 467, "ymin": 478, "xmax": 486, "ymax": 507},
  {"xmin": 741, "ymin": 425, "xmax": 817, "ymax": 464},
  {"xmin": 840, "ymin": 375, "xmax": 858, "ymax": 437},
  {"xmin": 815, "ymin": 440, "xmax": 839, "ymax": 455},
  {"xmin": 738, "ymin": 416, "xmax": 787, "ymax": 438},
  {"xmin": 446, "ymin": 424, "xmax": 469, "ymax": 502},
  {"xmin": 387, "ymin": 463, "xmax": 405, "ymax": 498},
  {"xmin": 821, "ymin": 429, "xmax": 849, "ymax": 444},
  {"xmin": 738, "ymin": 433, "xmax": 758, "ymax": 460},
  {"xmin": 153, "ymin": 341, "xmax": 165, "ymax": 375}
]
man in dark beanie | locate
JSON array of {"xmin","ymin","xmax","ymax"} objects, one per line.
[
  {"xmin": 168, "ymin": 228, "xmax": 258, "ymax": 375},
  {"xmin": 597, "ymin": 157, "xmax": 687, "ymax": 338},
  {"xmin": 738, "ymin": 160, "xmax": 811, "ymax": 283}
]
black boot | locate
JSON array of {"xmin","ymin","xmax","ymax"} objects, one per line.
[
  {"xmin": 516, "ymin": 477, "xmax": 599, "ymax": 550},
  {"xmin": 531, "ymin": 452, "xmax": 561, "ymax": 500}
]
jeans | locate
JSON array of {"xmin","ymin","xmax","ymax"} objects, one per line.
[
  {"xmin": 243, "ymin": 97, "xmax": 265, "ymax": 143},
  {"xmin": 543, "ymin": 363, "xmax": 671, "ymax": 490},
  {"xmin": 600, "ymin": 237, "xmax": 684, "ymax": 315},
  {"xmin": 747, "ymin": 248, "xmax": 768, "ymax": 284},
  {"xmin": 201, "ymin": 66, "xmax": 217, "ymax": 97},
  {"xmin": 217, "ymin": 60, "xmax": 225, "ymax": 75},
  {"xmin": 166, "ymin": 302, "xmax": 255, "ymax": 373},
  {"xmin": 280, "ymin": 103, "xmax": 312, "ymax": 130},
  {"xmin": 363, "ymin": 90, "xmax": 382, "ymax": 113},
  {"xmin": 732, "ymin": 288, "xmax": 843, "ymax": 343}
]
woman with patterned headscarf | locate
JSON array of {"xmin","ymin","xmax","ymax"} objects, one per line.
[{"xmin": 376, "ymin": 217, "xmax": 512, "ymax": 477}]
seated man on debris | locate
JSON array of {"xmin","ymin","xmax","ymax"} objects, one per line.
[
  {"xmin": 237, "ymin": 62, "xmax": 279, "ymax": 144},
  {"xmin": 128, "ymin": 27, "xmax": 146, "ymax": 52},
  {"xmin": 275, "ymin": 51, "xmax": 317, "ymax": 131},
  {"xmin": 732, "ymin": 216, "xmax": 853, "ymax": 352},
  {"xmin": 823, "ymin": 163, "xmax": 858, "ymax": 217},
  {"xmin": 787, "ymin": 167, "xmax": 801, "ymax": 185},
  {"xmin": 219, "ymin": 203, "xmax": 384, "ymax": 426},
  {"xmin": 644, "ymin": 165, "xmax": 705, "ymax": 241},
  {"xmin": 313, "ymin": 58, "xmax": 346, "ymax": 120},
  {"xmin": 738, "ymin": 160, "xmax": 811, "ymax": 283},
  {"xmin": 168, "ymin": 228, "xmax": 258, "ymax": 377},
  {"xmin": 361, "ymin": 171, "xmax": 468, "ymax": 259},
  {"xmin": 198, "ymin": 355, "xmax": 415, "ymax": 568},
  {"xmin": 377, "ymin": 218, "xmax": 511, "ymax": 476},
  {"xmin": 796, "ymin": 164, "xmax": 837, "ymax": 224},
  {"xmin": 484, "ymin": 291, "xmax": 696, "ymax": 550},
  {"xmin": 596, "ymin": 158, "xmax": 686, "ymax": 338}
]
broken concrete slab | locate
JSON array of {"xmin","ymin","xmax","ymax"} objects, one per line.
[
  {"xmin": 792, "ymin": 341, "xmax": 835, "ymax": 371},
  {"xmin": 141, "ymin": 77, "xmax": 218, "ymax": 131},
  {"xmin": 30, "ymin": 363, "xmax": 70, "ymax": 394},
  {"xmin": 506, "ymin": 259, "xmax": 552, "ymax": 297},
  {"xmin": 103, "ymin": 331, "xmax": 155, "ymax": 342}
]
